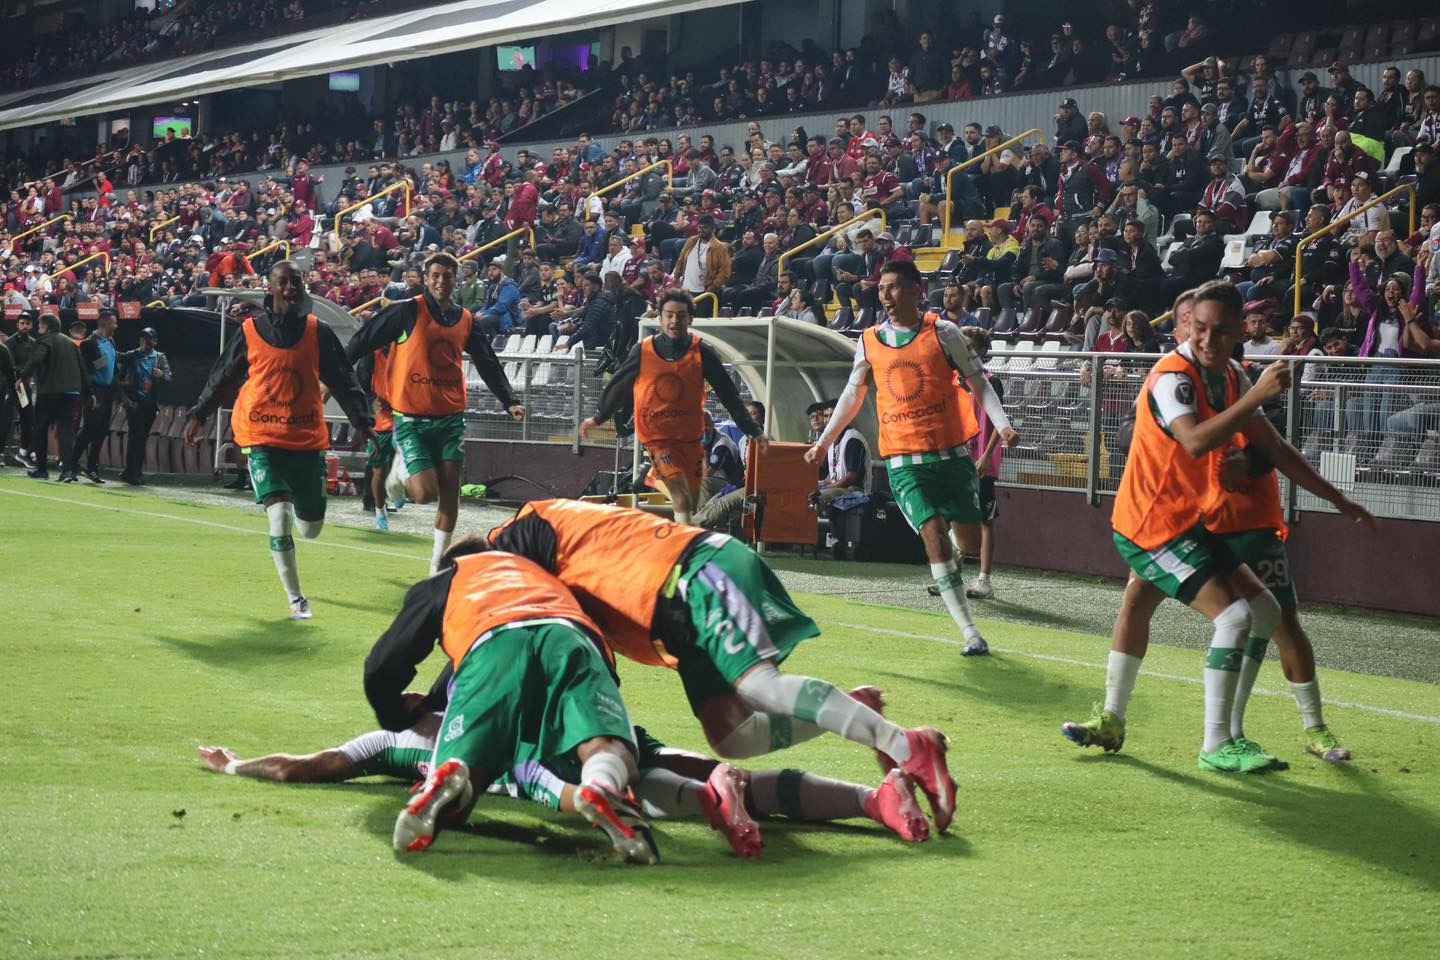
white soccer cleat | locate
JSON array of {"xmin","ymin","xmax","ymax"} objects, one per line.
[
  {"xmin": 965, "ymin": 579, "xmax": 994, "ymax": 600},
  {"xmin": 574, "ymin": 784, "xmax": 660, "ymax": 865},
  {"xmin": 289, "ymin": 596, "xmax": 313, "ymax": 620},
  {"xmin": 394, "ymin": 759, "xmax": 471, "ymax": 853},
  {"xmin": 384, "ymin": 456, "xmax": 408, "ymax": 506}
]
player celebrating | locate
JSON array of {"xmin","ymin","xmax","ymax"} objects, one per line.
[
  {"xmin": 353, "ymin": 344, "xmax": 399, "ymax": 531},
  {"xmin": 487, "ymin": 498, "xmax": 960, "ymax": 834},
  {"xmin": 806, "ymin": 260, "xmax": 1018, "ymax": 656},
  {"xmin": 580, "ymin": 290, "xmax": 764, "ymax": 525},
  {"xmin": 363, "ymin": 545, "xmax": 657, "ymax": 862},
  {"xmin": 186, "ymin": 262, "xmax": 374, "ymax": 620},
  {"xmin": 1063, "ymin": 295, "xmax": 1371, "ymax": 763},
  {"xmin": 345, "ymin": 252, "xmax": 523, "ymax": 572}
]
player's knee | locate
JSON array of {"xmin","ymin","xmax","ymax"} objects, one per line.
[
  {"xmin": 1247, "ymin": 589, "xmax": 1281, "ymax": 637},
  {"xmin": 296, "ymin": 518, "xmax": 324, "ymax": 540},
  {"xmin": 733, "ymin": 662, "xmax": 793, "ymax": 715},
  {"xmin": 1213, "ymin": 598, "xmax": 1252, "ymax": 635},
  {"xmin": 712, "ymin": 715, "xmax": 771, "ymax": 759}
]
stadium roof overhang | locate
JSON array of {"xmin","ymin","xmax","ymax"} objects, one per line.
[
  {"xmin": 640, "ymin": 316, "xmax": 877, "ymax": 446},
  {"xmin": 0, "ymin": 0, "xmax": 736, "ymax": 132}
]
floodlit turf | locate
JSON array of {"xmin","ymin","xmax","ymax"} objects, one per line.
[{"xmin": 2, "ymin": 474, "xmax": 1437, "ymax": 960}]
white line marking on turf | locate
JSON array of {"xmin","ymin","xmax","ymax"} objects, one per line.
[
  {"xmin": 832, "ymin": 621, "xmax": 1440, "ymax": 726},
  {"xmin": 0, "ymin": 486, "xmax": 426, "ymax": 562}
]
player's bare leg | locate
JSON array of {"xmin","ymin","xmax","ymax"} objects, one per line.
[
  {"xmin": 969, "ymin": 519, "xmax": 996, "ymax": 599},
  {"xmin": 370, "ymin": 461, "xmax": 390, "ymax": 531}
]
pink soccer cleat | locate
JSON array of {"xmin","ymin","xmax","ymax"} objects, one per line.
[
  {"xmin": 698, "ymin": 763, "xmax": 763, "ymax": 860},
  {"xmin": 865, "ymin": 769, "xmax": 930, "ymax": 843},
  {"xmin": 899, "ymin": 728, "xmax": 957, "ymax": 834}
]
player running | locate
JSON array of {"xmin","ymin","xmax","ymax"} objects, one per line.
[
  {"xmin": 1063, "ymin": 294, "xmax": 1371, "ymax": 763},
  {"xmin": 363, "ymin": 545, "xmax": 657, "ymax": 862},
  {"xmin": 579, "ymin": 290, "xmax": 765, "ymax": 525},
  {"xmin": 487, "ymin": 498, "xmax": 960, "ymax": 833},
  {"xmin": 186, "ymin": 262, "xmax": 374, "ymax": 620},
  {"xmin": 806, "ymin": 260, "xmax": 1018, "ymax": 656},
  {"xmin": 344, "ymin": 252, "xmax": 524, "ymax": 572},
  {"xmin": 352, "ymin": 344, "xmax": 400, "ymax": 531}
]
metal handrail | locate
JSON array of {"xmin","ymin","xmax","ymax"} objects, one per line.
[
  {"xmin": 584, "ymin": 159, "xmax": 673, "ymax": 222},
  {"xmin": 943, "ymin": 128, "xmax": 1044, "ymax": 244},
  {"xmin": 149, "ymin": 215, "xmax": 180, "ymax": 242},
  {"xmin": 458, "ymin": 225, "xmax": 537, "ymax": 264},
  {"xmin": 13, "ymin": 214, "xmax": 73, "ymax": 245},
  {"xmin": 1292, "ymin": 183, "xmax": 1417, "ymax": 315},
  {"xmin": 333, "ymin": 181, "xmax": 414, "ymax": 245},
  {"xmin": 146, "ymin": 299, "xmax": 165, "ymax": 308},
  {"xmin": 44, "ymin": 251, "xmax": 110, "ymax": 284},
  {"xmin": 349, "ymin": 295, "xmax": 389, "ymax": 316},
  {"xmin": 777, "ymin": 208, "xmax": 887, "ymax": 278},
  {"xmin": 694, "ymin": 291, "xmax": 719, "ymax": 316},
  {"xmin": 244, "ymin": 239, "xmax": 291, "ymax": 268},
  {"xmin": 1150, "ymin": 309, "xmax": 1173, "ymax": 329}
]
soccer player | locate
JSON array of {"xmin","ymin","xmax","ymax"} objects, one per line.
[
  {"xmin": 186, "ymin": 262, "xmax": 375, "ymax": 620},
  {"xmin": 579, "ymin": 290, "xmax": 764, "ymax": 525},
  {"xmin": 957, "ymin": 327, "xmax": 1003, "ymax": 599},
  {"xmin": 487, "ymin": 498, "xmax": 961, "ymax": 833},
  {"xmin": 1063, "ymin": 281, "xmax": 1374, "ymax": 772},
  {"xmin": 363, "ymin": 544, "xmax": 657, "ymax": 862},
  {"xmin": 352, "ymin": 344, "xmax": 398, "ymax": 531},
  {"xmin": 1063, "ymin": 295, "xmax": 1370, "ymax": 763},
  {"xmin": 344, "ymin": 252, "xmax": 524, "ymax": 572},
  {"xmin": 806, "ymin": 260, "xmax": 1018, "ymax": 656}
]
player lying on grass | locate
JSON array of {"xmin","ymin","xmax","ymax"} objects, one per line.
[
  {"xmin": 185, "ymin": 261, "xmax": 375, "ymax": 620},
  {"xmin": 1063, "ymin": 292, "xmax": 1373, "ymax": 763},
  {"xmin": 362, "ymin": 545, "xmax": 657, "ymax": 862},
  {"xmin": 1067, "ymin": 282, "xmax": 1375, "ymax": 773},
  {"xmin": 198, "ymin": 716, "xmax": 930, "ymax": 860},
  {"xmin": 487, "ymin": 498, "xmax": 961, "ymax": 834}
]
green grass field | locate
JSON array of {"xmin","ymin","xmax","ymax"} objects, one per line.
[{"xmin": 2, "ymin": 474, "xmax": 1437, "ymax": 959}]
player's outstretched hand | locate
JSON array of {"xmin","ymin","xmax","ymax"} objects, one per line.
[
  {"xmin": 1338, "ymin": 497, "xmax": 1377, "ymax": 531},
  {"xmin": 1253, "ymin": 361, "xmax": 1291, "ymax": 402},
  {"xmin": 579, "ymin": 416, "xmax": 597, "ymax": 437},
  {"xmin": 197, "ymin": 745, "xmax": 240, "ymax": 774},
  {"xmin": 1001, "ymin": 426, "xmax": 1020, "ymax": 448},
  {"xmin": 803, "ymin": 443, "xmax": 823, "ymax": 464},
  {"xmin": 508, "ymin": 404, "xmax": 526, "ymax": 423},
  {"xmin": 183, "ymin": 417, "xmax": 204, "ymax": 446}
]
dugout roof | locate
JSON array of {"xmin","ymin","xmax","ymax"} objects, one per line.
[{"xmin": 0, "ymin": 0, "xmax": 738, "ymax": 131}]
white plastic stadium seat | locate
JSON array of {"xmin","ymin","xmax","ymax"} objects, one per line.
[
  {"xmin": 1245, "ymin": 211, "xmax": 1273, "ymax": 238},
  {"xmin": 1220, "ymin": 238, "xmax": 1248, "ymax": 271},
  {"xmin": 1384, "ymin": 146, "xmax": 1411, "ymax": 175}
]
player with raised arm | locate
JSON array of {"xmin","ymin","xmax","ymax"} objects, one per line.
[
  {"xmin": 1063, "ymin": 293, "xmax": 1373, "ymax": 763},
  {"xmin": 344, "ymin": 252, "xmax": 524, "ymax": 572},
  {"xmin": 579, "ymin": 290, "xmax": 765, "ymax": 525},
  {"xmin": 488, "ymin": 498, "xmax": 959, "ymax": 834},
  {"xmin": 363, "ymin": 543, "xmax": 657, "ymax": 862},
  {"xmin": 185, "ymin": 262, "xmax": 374, "ymax": 620},
  {"xmin": 806, "ymin": 260, "xmax": 1019, "ymax": 656}
]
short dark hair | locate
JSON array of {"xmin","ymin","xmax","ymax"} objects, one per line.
[
  {"xmin": 39, "ymin": 314, "xmax": 61, "ymax": 333},
  {"xmin": 880, "ymin": 259, "xmax": 923, "ymax": 286},
  {"xmin": 67, "ymin": 319, "xmax": 87, "ymax": 335},
  {"xmin": 697, "ymin": 215, "xmax": 716, "ymax": 227},
  {"xmin": 657, "ymin": 289, "xmax": 695, "ymax": 317},
  {"xmin": 1193, "ymin": 279, "xmax": 1244, "ymax": 318},
  {"xmin": 424, "ymin": 252, "xmax": 460, "ymax": 274}
]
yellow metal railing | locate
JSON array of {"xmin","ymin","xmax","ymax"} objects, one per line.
[
  {"xmin": 244, "ymin": 239, "xmax": 291, "ymax": 268},
  {"xmin": 1150, "ymin": 310, "xmax": 1173, "ymax": 329},
  {"xmin": 694, "ymin": 292, "xmax": 719, "ymax": 316},
  {"xmin": 1293, "ymin": 183, "xmax": 1416, "ymax": 315},
  {"xmin": 333, "ymin": 180, "xmax": 414, "ymax": 245},
  {"xmin": 149, "ymin": 216, "xmax": 180, "ymax": 242},
  {"xmin": 13, "ymin": 214, "xmax": 72, "ymax": 245},
  {"xmin": 777, "ymin": 209, "xmax": 886, "ymax": 278},
  {"xmin": 585, "ymin": 159, "xmax": 673, "ymax": 221},
  {"xmin": 458, "ymin": 225, "xmax": 537, "ymax": 264},
  {"xmin": 44, "ymin": 252, "xmax": 110, "ymax": 285},
  {"xmin": 146, "ymin": 300, "xmax": 166, "ymax": 308},
  {"xmin": 942, "ymin": 128, "xmax": 1044, "ymax": 245},
  {"xmin": 350, "ymin": 295, "xmax": 388, "ymax": 316}
]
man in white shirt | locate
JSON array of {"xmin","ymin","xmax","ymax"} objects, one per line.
[
  {"xmin": 1243, "ymin": 300, "xmax": 1283, "ymax": 355},
  {"xmin": 819, "ymin": 399, "xmax": 873, "ymax": 506},
  {"xmin": 1336, "ymin": 172, "xmax": 1387, "ymax": 247},
  {"xmin": 600, "ymin": 232, "xmax": 633, "ymax": 279}
]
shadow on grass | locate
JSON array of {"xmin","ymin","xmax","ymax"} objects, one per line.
[
  {"xmin": 869, "ymin": 652, "xmax": 1077, "ymax": 722},
  {"xmin": 1069, "ymin": 752, "xmax": 1439, "ymax": 891},
  {"xmin": 155, "ymin": 619, "xmax": 326, "ymax": 668}
]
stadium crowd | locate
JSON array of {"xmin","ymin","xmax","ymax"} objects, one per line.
[{"xmin": 3, "ymin": 5, "xmax": 1440, "ymax": 485}]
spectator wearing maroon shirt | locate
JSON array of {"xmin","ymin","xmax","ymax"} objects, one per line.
[
  {"xmin": 1199, "ymin": 154, "xmax": 1249, "ymax": 233},
  {"xmin": 1321, "ymin": 131, "xmax": 1376, "ymax": 193},
  {"xmin": 859, "ymin": 155, "xmax": 903, "ymax": 213},
  {"xmin": 1254, "ymin": 122, "xmax": 1324, "ymax": 211}
]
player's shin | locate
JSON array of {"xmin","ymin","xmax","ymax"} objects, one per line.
[
  {"xmin": 265, "ymin": 501, "xmax": 303, "ymax": 602},
  {"xmin": 930, "ymin": 558, "xmax": 980, "ymax": 639},
  {"xmin": 430, "ymin": 528, "xmax": 453, "ymax": 574},
  {"xmin": 634, "ymin": 768, "xmax": 706, "ymax": 817},
  {"xmin": 1204, "ymin": 599, "xmax": 1251, "ymax": 752},
  {"xmin": 1230, "ymin": 590, "xmax": 1280, "ymax": 741},
  {"xmin": 1104, "ymin": 651, "xmax": 1143, "ymax": 722},
  {"xmin": 734, "ymin": 664, "xmax": 912, "ymax": 762}
]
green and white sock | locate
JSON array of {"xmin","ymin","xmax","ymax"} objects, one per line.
[
  {"xmin": 930, "ymin": 559, "xmax": 979, "ymax": 639},
  {"xmin": 1104, "ymin": 651, "xmax": 1142, "ymax": 721},
  {"xmin": 1203, "ymin": 600, "xmax": 1250, "ymax": 752},
  {"xmin": 1229, "ymin": 637, "xmax": 1268, "ymax": 740},
  {"xmin": 265, "ymin": 501, "xmax": 302, "ymax": 602},
  {"xmin": 1292, "ymin": 680, "xmax": 1325, "ymax": 730}
]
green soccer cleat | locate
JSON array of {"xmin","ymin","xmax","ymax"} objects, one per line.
[
  {"xmin": 1233, "ymin": 737, "xmax": 1288, "ymax": 772},
  {"xmin": 1060, "ymin": 705, "xmax": 1126, "ymax": 753},
  {"xmin": 1304, "ymin": 726, "xmax": 1352, "ymax": 762},
  {"xmin": 1198, "ymin": 741, "xmax": 1249, "ymax": 773}
]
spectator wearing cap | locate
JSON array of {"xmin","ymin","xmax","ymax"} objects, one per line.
[
  {"xmin": 1295, "ymin": 71, "xmax": 1328, "ymax": 126},
  {"xmin": 117, "ymin": 326, "xmax": 170, "ymax": 485},
  {"xmin": 1414, "ymin": 142, "xmax": 1440, "ymax": 210},
  {"xmin": 1327, "ymin": 63, "xmax": 1363, "ymax": 115},
  {"xmin": 1197, "ymin": 102, "xmax": 1232, "ymax": 160},
  {"xmin": 975, "ymin": 219, "xmax": 1021, "ymax": 308},
  {"xmin": 535, "ymin": 201, "xmax": 583, "ymax": 263},
  {"xmin": 1075, "ymin": 247, "xmax": 1124, "ymax": 344},
  {"xmin": 1055, "ymin": 98, "xmax": 1087, "ymax": 148},
  {"xmin": 674, "ymin": 215, "xmax": 731, "ymax": 310},
  {"xmin": 17, "ymin": 312, "xmax": 90, "ymax": 481},
  {"xmin": 1254, "ymin": 122, "xmax": 1324, "ymax": 211},
  {"xmin": 1238, "ymin": 210, "xmax": 1300, "ymax": 302},
  {"xmin": 1165, "ymin": 207, "xmax": 1225, "ymax": 296},
  {"xmin": 1199, "ymin": 152, "xmax": 1249, "ymax": 232},
  {"xmin": 1055, "ymin": 139, "xmax": 1112, "ymax": 225},
  {"xmin": 1336, "ymin": 172, "xmax": 1387, "ymax": 247},
  {"xmin": 478, "ymin": 259, "xmax": 522, "ymax": 335}
]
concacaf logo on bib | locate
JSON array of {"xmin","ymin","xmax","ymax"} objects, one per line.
[
  {"xmin": 427, "ymin": 338, "xmax": 459, "ymax": 370},
  {"xmin": 267, "ymin": 367, "xmax": 305, "ymax": 405},
  {"xmin": 652, "ymin": 371, "xmax": 687, "ymax": 404},
  {"xmin": 885, "ymin": 359, "xmax": 928, "ymax": 404}
]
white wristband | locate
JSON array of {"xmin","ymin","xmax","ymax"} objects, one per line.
[{"xmin": 224, "ymin": 759, "xmax": 240, "ymax": 775}]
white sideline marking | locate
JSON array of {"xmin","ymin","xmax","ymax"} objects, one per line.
[
  {"xmin": 832, "ymin": 622, "xmax": 1440, "ymax": 726},
  {"xmin": 0, "ymin": 486, "xmax": 425, "ymax": 562}
]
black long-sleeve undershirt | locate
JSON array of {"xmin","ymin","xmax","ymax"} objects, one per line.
[
  {"xmin": 364, "ymin": 571, "xmax": 453, "ymax": 732},
  {"xmin": 591, "ymin": 333, "xmax": 762, "ymax": 437},
  {"xmin": 187, "ymin": 296, "xmax": 372, "ymax": 434},
  {"xmin": 343, "ymin": 291, "xmax": 518, "ymax": 411}
]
